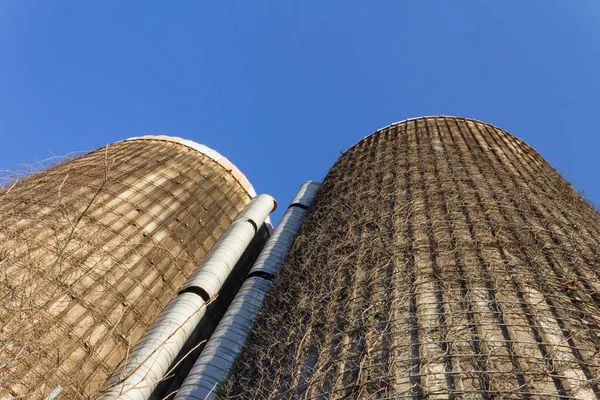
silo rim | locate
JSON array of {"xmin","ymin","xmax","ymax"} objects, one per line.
[
  {"xmin": 124, "ymin": 135, "xmax": 275, "ymax": 232},
  {"xmin": 347, "ymin": 115, "xmax": 520, "ymax": 154},
  {"xmin": 124, "ymin": 135, "xmax": 257, "ymax": 198}
]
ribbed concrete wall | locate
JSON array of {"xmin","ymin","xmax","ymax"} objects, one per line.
[
  {"xmin": 0, "ymin": 137, "xmax": 258, "ymax": 399},
  {"xmin": 222, "ymin": 116, "xmax": 600, "ymax": 399}
]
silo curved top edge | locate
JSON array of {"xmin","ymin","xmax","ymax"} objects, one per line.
[
  {"xmin": 124, "ymin": 135, "xmax": 257, "ymax": 198},
  {"xmin": 347, "ymin": 115, "xmax": 518, "ymax": 154}
]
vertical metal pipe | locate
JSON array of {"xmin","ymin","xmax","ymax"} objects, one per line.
[
  {"xmin": 100, "ymin": 194, "xmax": 276, "ymax": 400},
  {"xmin": 174, "ymin": 182, "xmax": 320, "ymax": 399}
]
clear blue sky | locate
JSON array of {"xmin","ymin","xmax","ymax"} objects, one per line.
[{"xmin": 1, "ymin": 1, "xmax": 599, "ymax": 222}]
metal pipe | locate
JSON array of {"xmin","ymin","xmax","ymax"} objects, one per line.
[
  {"xmin": 99, "ymin": 194, "xmax": 277, "ymax": 400},
  {"xmin": 173, "ymin": 182, "xmax": 320, "ymax": 400}
]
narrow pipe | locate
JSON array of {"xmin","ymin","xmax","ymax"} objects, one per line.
[
  {"xmin": 99, "ymin": 194, "xmax": 277, "ymax": 400},
  {"xmin": 173, "ymin": 182, "xmax": 320, "ymax": 400}
]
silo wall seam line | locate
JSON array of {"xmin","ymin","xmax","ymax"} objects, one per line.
[
  {"xmin": 173, "ymin": 181, "xmax": 320, "ymax": 400},
  {"xmin": 98, "ymin": 194, "xmax": 276, "ymax": 400},
  {"xmin": 400, "ymin": 120, "xmax": 425, "ymax": 399},
  {"xmin": 420, "ymin": 119, "xmax": 481, "ymax": 396},
  {"xmin": 413, "ymin": 119, "xmax": 457, "ymax": 395}
]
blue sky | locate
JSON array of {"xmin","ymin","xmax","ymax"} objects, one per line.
[{"xmin": 1, "ymin": 1, "xmax": 599, "ymax": 222}]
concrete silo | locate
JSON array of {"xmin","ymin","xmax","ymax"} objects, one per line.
[
  {"xmin": 222, "ymin": 117, "xmax": 600, "ymax": 399},
  {"xmin": 0, "ymin": 136, "xmax": 271, "ymax": 399}
]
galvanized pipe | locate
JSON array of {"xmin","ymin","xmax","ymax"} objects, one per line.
[
  {"xmin": 174, "ymin": 182, "xmax": 320, "ymax": 400},
  {"xmin": 99, "ymin": 194, "xmax": 276, "ymax": 400}
]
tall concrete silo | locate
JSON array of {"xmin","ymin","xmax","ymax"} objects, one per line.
[
  {"xmin": 0, "ymin": 136, "xmax": 270, "ymax": 399},
  {"xmin": 222, "ymin": 116, "xmax": 600, "ymax": 399}
]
